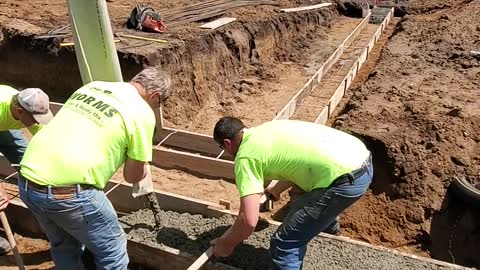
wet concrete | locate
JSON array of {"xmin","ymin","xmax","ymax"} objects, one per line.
[{"xmin": 119, "ymin": 209, "xmax": 457, "ymax": 270}]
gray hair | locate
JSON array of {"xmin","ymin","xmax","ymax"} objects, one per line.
[{"xmin": 131, "ymin": 68, "xmax": 172, "ymax": 100}]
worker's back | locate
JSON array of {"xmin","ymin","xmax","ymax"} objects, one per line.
[
  {"xmin": 20, "ymin": 81, "xmax": 155, "ymax": 189},
  {"xmin": 235, "ymin": 120, "xmax": 370, "ymax": 195}
]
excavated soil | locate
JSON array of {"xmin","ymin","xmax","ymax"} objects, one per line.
[
  {"xmin": 120, "ymin": 208, "xmax": 454, "ymax": 270},
  {"xmin": 332, "ymin": 0, "xmax": 480, "ymax": 268}
]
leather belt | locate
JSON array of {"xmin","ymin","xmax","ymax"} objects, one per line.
[{"xmin": 27, "ymin": 180, "xmax": 94, "ymax": 195}]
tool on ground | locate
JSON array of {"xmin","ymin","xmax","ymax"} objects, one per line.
[
  {"xmin": 187, "ymin": 227, "xmax": 232, "ymax": 270},
  {"xmin": 115, "ymin": 33, "xmax": 168, "ymax": 44},
  {"xmin": 127, "ymin": 4, "xmax": 167, "ymax": 33},
  {"xmin": 132, "ymin": 165, "xmax": 162, "ymax": 230},
  {"xmin": 0, "ymin": 212, "xmax": 25, "ymax": 270},
  {"xmin": 60, "ymin": 40, "xmax": 120, "ymax": 47}
]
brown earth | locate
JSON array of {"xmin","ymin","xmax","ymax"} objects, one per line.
[
  {"xmin": 1, "ymin": 0, "xmax": 480, "ymax": 269},
  {"xmin": 333, "ymin": 0, "xmax": 480, "ymax": 267}
]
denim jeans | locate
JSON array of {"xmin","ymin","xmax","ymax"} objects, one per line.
[
  {"xmin": 270, "ymin": 157, "xmax": 373, "ymax": 270},
  {"xmin": 18, "ymin": 177, "xmax": 129, "ymax": 270},
  {"xmin": 0, "ymin": 130, "xmax": 28, "ymax": 166}
]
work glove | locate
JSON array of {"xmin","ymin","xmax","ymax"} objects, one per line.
[{"xmin": 132, "ymin": 164, "xmax": 154, "ymax": 198}]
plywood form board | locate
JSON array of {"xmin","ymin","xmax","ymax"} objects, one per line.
[
  {"xmin": 314, "ymin": 106, "xmax": 330, "ymax": 125},
  {"xmin": 152, "ymin": 147, "xmax": 235, "ymax": 181},
  {"xmin": 105, "ymin": 180, "xmax": 231, "ymax": 218},
  {"xmin": 4, "ymin": 199, "xmax": 236, "ymax": 270},
  {"xmin": 128, "ymin": 240, "xmax": 239, "ymax": 270},
  {"xmin": 274, "ymin": 13, "xmax": 371, "ymax": 120},
  {"xmin": 0, "ymin": 154, "xmax": 15, "ymax": 178},
  {"xmin": 156, "ymin": 127, "xmax": 225, "ymax": 158},
  {"xmin": 200, "ymin": 17, "xmax": 237, "ymax": 29},
  {"xmin": 280, "ymin": 3, "xmax": 333, "ymax": 12},
  {"xmin": 313, "ymin": 8, "xmax": 394, "ymax": 124}
]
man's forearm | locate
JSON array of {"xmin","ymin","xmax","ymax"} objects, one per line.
[{"xmin": 223, "ymin": 213, "xmax": 255, "ymax": 247}]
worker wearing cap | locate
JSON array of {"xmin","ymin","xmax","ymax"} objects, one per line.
[
  {"xmin": 18, "ymin": 68, "xmax": 171, "ymax": 270},
  {"xmin": 211, "ymin": 117, "xmax": 373, "ymax": 270},
  {"xmin": 0, "ymin": 85, "xmax": 53, "ymax": 255}
]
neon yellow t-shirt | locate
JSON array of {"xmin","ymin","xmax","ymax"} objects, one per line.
[
  {"xmin": 234, "ymin": 120, "xmax": 371, "ymax": 197},
  {"xmin": 20, "ymin": 81, "xmax": 155, "ymax": 189},
  {"xmin": 0, "ymin": 85, "xmax": 42, "ymax": 135}
]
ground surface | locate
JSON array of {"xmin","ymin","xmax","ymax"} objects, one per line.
[
  {"xmin": 334, "ymin": 0, "xmax": 480, "ymax": 267},
  {"xmin": 1, "ymin": 0, "xmax": 479, "ymax": 269},
  {"xmin": 0, "ymin": 235, "xmax": 53, "ymax": 270}
]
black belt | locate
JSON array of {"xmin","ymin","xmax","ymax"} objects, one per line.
[
  {"xmin": 330, "ymin": 155, "xmax": 371, "ymax": 187},
  {"xmin": 27, "ymin": 180, "xmax": 94, "ymax": 195}
]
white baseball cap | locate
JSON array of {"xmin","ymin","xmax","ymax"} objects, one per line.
[{"xmin": 17, "ymin": 88, "xmax": 54, "ymax": 125}]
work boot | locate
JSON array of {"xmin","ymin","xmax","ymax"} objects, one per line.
[{"xmin": 0, "ymin": 236, "xmax": 11, "ymax": 255}]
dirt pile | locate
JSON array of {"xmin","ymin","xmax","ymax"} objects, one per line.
[
  {"xmin": 335, "ymin": 0, "xmax": 480, "ymax": 267},
  {"xmin": 120, "ymin": 208, "xmax": 456, "ymax": 270}
]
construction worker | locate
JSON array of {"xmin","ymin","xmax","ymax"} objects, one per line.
[
  {"xmin": 0, "ymin": 85, "xmax": 53, "ymax": 255},
  {"xmin": 18, "ymin": 68, "xmax": 171, "ymax": 270},
  {"xmin": 211, "ymin": 117, "xmax": 373, "ymax": 270}
]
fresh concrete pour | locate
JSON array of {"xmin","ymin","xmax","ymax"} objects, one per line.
[{"xmin": 119, "ymin": 209, "xmax": 456, "ymax": 270}]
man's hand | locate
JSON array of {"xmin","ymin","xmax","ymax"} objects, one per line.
[
  {"xmin": 0, "ymin": 185, "xmax": 10, "ymax": 211},
  {"xmin": 211, "ymin": 237, "xmax": 234, "ymax": 258},
  {"xmin": 264, "ymin": 180, "xmax": 294, "ymax": 201}
]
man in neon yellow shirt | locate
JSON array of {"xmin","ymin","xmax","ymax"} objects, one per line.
[
  {"xmin": 0, "ymin": 86, "xmax": 53, "ymax": 255},
  {"xmin": 19, "ymin": 68, "xmax": 171, "ymax": 270},
  {"xmin": 211, "ymin": 117, "xmax": 373, "ymax": 270}
]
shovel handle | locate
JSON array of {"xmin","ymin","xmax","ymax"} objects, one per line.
[{"xmin": 0, "ymin": 212, "xmax": 25, "ymax": 270}]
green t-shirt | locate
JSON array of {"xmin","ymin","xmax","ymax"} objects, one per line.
[
  {"xmin": 234, "ymin": 120, "xmax": 371, "ymax": 197},
  {"xmin": 0, "ymin": 85, "xmax": 42, "ymax": 134},
  {"xmin": 20, "ymin": 81, "xmax": 155, "ymax": 189}
]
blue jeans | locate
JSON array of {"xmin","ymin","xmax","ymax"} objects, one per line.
[
  {"xmin": 270, "ymin": 157, "xmax": 373, "ymax": 270},
  {"xmin": 18, "ymin": 177, "xmax": 128, "ymax": 270},
  {"xmin": 0, "ymin": 130, "xmax": 28, "ymax": 166}
]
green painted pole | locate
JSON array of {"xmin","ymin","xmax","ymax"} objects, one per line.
[{"xmin": 67, "ymin": 0, "xmax": 123, "ymax": 83}]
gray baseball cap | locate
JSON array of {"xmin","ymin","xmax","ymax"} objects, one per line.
[{"xmin": 17, "ymin": 88, "xmax": 54, "ymax": 125}]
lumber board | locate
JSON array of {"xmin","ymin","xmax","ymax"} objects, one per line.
[
  {"xmin": 274, "ymin": 13, "xmax": 371, "ymax": 120},
  {"xmin": 49, "ymin": 102, "xmax": 63, "ymax": 115},
  {"xmin": 280, "ymin": 3, "xmax": 332, "ymax": 12},
  {"xmin": 200, "ymin": 17, "xmax": 237, "ymax": 29},
  {"xmin": 0, "ymin": 154, "xmax": 15, "ymax": 178},
  {"xmin": 152, "ymin": 147, "xmax": 235, "ymax": 181},
  {"xmin": 128, "ymin": 240, "xmax": 239, "ymax": 270},
  {"xmin": 155, "ymin": 127, "xmax": 226, "ymax": 158},
  {"xmin": 105, "ymin": 180, "xmax": 231, "ymax": 218},
  {"xmin": 313, "ymin": 8, "xmax": 394, "ymax": 124},
  {"xmin": 3, "ymin": 198, "xmax": 237, "ymax": 270}
]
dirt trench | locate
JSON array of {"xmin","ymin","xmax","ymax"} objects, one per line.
[
  {"xmin": 0, "ymin": 4, "xmax": 339, "ymax": 131},
  {"xmin": 332, "ymin": 0, "xmax": 480, "ymax": 268}
]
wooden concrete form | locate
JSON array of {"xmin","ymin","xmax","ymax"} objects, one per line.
[
  {"xmin": 200, "ymin": 17, "xmax": 237, "ymax": 29},
  {"xmin": 3, "ymin": 185, "xmax": 471, "ymax": 270},
  {"xmin": 3, "ymin": 196, "xmax": 238, "ymax": 270},
  {"xmin": 152, "ymin": 146, "xmax": 234, "ymax": 181},
  {"xmin": 314, "ymin": 8, "xmax": 394, "ymax": 124},
  {"xmin": 274, "ymin": 13, "xmax": 371, "ymax": 120},
  {"xmin": 280, "ymin": 3, "xmax": 333, "ymax": 13}
]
